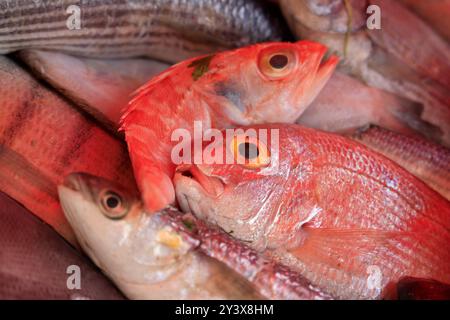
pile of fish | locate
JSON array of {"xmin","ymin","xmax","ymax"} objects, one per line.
[{"xmin": 0, "ymin": 0, "xmax": 449, "ymax": 300}]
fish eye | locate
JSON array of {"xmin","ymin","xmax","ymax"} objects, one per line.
[
  {"xmin": 99, "ymin": 190, "xmax": 128, "ymax": 219},
  {"xmin": 269, "ymin": 54, "xmax": 289, "ymax": 69},
  {"xmin": 231, "ymin": 135, "xmax": 270, "ymax": 169},
  {"xmin": 238, "ymin": 142, "xmax": 259, "ymax": 160},
  {"xmin": 258, "ymin": 48, "xmax": 297, "ymax": 80}
]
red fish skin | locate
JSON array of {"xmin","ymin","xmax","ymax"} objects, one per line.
[
  {"xmin": 174, "ymin": 124, "xmax": 450, "ymax": 299},
  {"xmin": 121, "ymin": 41, "xmax": 338, "ymax": 212}
]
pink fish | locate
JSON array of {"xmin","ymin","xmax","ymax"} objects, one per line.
[{"xmin": 174, "ymin": 124, "xmax": 450, "ymax": 299}]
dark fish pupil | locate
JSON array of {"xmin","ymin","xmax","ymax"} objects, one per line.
[
  {"xmin": 269, "ymin": 54, "xmax": 288, "ymax": 69},
  {"xmin": 106, "ymin": 195, "xmax": 119, "ymax": 209},
  {"xmin": 239, "ymin": 142, "xmax": 259, "ymax": 160}
]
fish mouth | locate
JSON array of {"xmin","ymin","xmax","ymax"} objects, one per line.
[
  {"xmin": 317, "ymin": 50, "xmax": 339, "ymax": 75},
  {"xmin": 174, "ymin": 164, "xmax": 225, "ymax": 198}
]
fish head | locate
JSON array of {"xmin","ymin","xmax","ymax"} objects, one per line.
[
  {"xmin": 174, "ymin": 124, "xmax": 314, "ymax": 248},
  {"xmin": 201, "ymin": 41, "xmax": 338, "ymax": 126},
  {"xmin": 58, "ymin": 173, "xmax": 194, "ymax": 292}
]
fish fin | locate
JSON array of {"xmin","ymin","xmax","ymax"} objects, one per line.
[
  {"xmin": 124, "ymin": 124, "xmax": 176, "ymax": 213},
  {"xmin": 139, "ymin": 168, "xmax": 175, "ymax": 213},
  {"xmin": 396, "ymin": 277, "xmax": 450, "ymax": 300},
  {"xmin": 379, "ymin": 94, "xmax": 442, "ymax": 142},
  {"xmin": 289, "ymin": 226, "xmax": 406, "ymax": 273}
]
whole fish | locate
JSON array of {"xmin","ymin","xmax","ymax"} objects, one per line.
[
  {"xmin": 0, "ymin": 55, "xmax": 135, "ymax": 244},
  {"xmin": 279, "ymin": 0, "xmax": 450, "ymax": 146},
  {"xmin": 58, "ymin": 172, "xmax": 332, "ymax": 300},
  {"xmin": 174, "ymin": 124, "xmax": 450, "ymax": 299},
  {"xmin": 351, "ymin": 126, "xmax": 450, "ymax": 202},
  {"xmin": 0, "ymin": 0, "xmax": 287, "ymax": 63},
  {"xmin": 0, "ymin": 192, "xmax": 124, "ymax": 300},
  {"xmin": 121, "ymin": 41, "xmax": 338, "ymax": 212}
]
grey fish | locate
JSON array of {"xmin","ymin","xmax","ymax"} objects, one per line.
[
  {"xmin": 58, "ymin": 172, "xmax": 332, "ymax": 300},
  {"xmin": 0, "ymin": 0, "xmax": 287, "ymax": 63},
  {"xmin": 0, "ymin": 191, "xmax": 124, "ymax": 300}
]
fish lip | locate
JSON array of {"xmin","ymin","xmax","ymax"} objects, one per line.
[{"xmin": 175, "ymin": 164, "xmax": 225, "ymax": 198}]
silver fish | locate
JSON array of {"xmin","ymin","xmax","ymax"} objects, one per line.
[
  {"xmin": 0, "ymin": 0, "xmax": 287, "ymax": 63},
  {"xmin": 58, "ymin": 172, "xmax": 332, "ymax": 300}
]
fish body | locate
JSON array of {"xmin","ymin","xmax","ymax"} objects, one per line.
[
  {"xmin": 121, "ymin": 41, "xmax": 338, "ymax": 212},
  {"xmin": 18, "ymin": 50, "xmax": 169, "ymax": 131},
  {"xmin": 0, "ymin": 55, "xmax": 135, "ymax": 244},
  {"xmin": 0, "ymin": 0, "xmax": 286, "ymax": 63},
  {"xmin": 297, "ymin": 72, "xmax": 439, "ymax": 141},
  {"xmin": 174, "ymin": 124, "xmax": 450, "ymax": 299},
  {"xmin": 398, "ymin": 0, "xmax": 450, "ymax": 42},
  {"xmin": 0, "ymin": 192, "xmax": 124, "ymax": 300},
  {"xmin": 352, "ymin": 126, "xmax": 450, "ymax": 201},
  {"xmin": 58, "ymin": 173, "xmax": 331, "ymax": 300}
]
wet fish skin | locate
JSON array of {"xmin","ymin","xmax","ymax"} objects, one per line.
[
  {"xmin": 165, "ymin": 211, "xmax": 333, "ymax": 300},
  {"xmin": 0, "ymin": 191, "xmax": 124, "ymax": 300},
  {"xmin": 121, "ymin": 41, "xmax": 338, "ymax": 213},
  {"xmin": 18, "ymin": 50, "xmax": 169, "ymax": 131},
  {"xmin": 0, "ymin": 0, "xmax": 287, "ymax": 63},
  {"xmin": 398, "ymin": 0, "xmax": 450, "ymax": 42},
  {"xmin": 174, "ymin": 124, "xmax": 450, "ymax": 299},
  {"xmin": 352, "ymin": 126, "xmax": 450, "ymax": 201},
  {"xmin": 0, "ymin": 55, "xmax": 136, "ymax": 244},
  {"xmin": 367, "ymin": 0, "xmax": 450, "ymax": 90},
  {"xmin": 58, "ymin": 173, "xmax": 329, "ymax": 299},
  {"xmin": 297, "ymin": 72, "xmax": 440, "ymax": 141}
]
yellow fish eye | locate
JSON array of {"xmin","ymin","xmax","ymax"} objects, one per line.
[
  {"xmin": 99, "ymin": 190, "xmax": 129, "ymax": 219},
  {"xmin": 258, "ymin": 48, "xmax": 297, "ymax": 80},
  {"xmin": 230, "ymin": 135, "xmax": 270, "ymax": 169}
]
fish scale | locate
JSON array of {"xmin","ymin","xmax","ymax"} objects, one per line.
[
  {"xmin": 174, "ymin": 124, "xmax": 450, "ymax": 299},
  {"xmin": 0, "ymin": 56, "xmax": 136, "ymax": 244}
]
